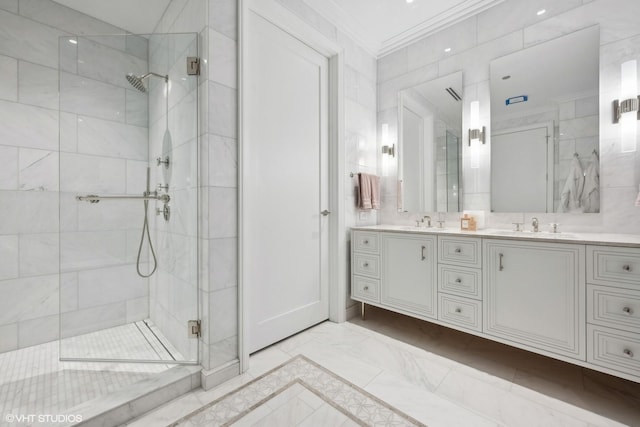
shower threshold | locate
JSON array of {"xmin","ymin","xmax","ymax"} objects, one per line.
[
  {"xmin": 59, "ymin": 319, "xmax": 185, "ymax": 363},
  {"xmin": 0, "ymin": 320, "xmax": 199, "ymax": 426}
]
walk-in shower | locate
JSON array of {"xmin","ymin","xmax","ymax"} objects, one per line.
[{"xmin": 0, "ymin": 32, "xmax": 200, "ymax": 423}]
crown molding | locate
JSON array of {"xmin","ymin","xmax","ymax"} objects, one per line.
[
  {"xmin": 301, "ymin": 0, "xmax": 380, "ymax": 57},
  {"xmin": 302, "ymin": 0, "xmax": 505, "ymax": 59}
]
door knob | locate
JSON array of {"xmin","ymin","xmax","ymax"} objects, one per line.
[{"xmin": 321, "ymin": 210, "xmax": 331, "ymax": 216}]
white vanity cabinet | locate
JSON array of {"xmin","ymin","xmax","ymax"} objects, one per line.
[
  {"xmin": 586, "ymin": 246, "xmax": 640, "ymax": 378},
  {"xmin": 483, "ymin": 239, "xmax": 586, "ymax": 360},
  {"xmin": 380, "ymin": 233, "xmax": 437, "ymax": 319},
  {"xmin": 350, "ymin": 227, "xmax": 640, "ymax": 383}
]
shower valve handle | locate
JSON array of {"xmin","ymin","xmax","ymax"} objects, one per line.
[
  {"xmin": 157, "ymin": 183, "xmax": 169, "ymax": 192},
  {"xmin": 157, "ymin": 156, "xmax": 170, "ymax": 169}
]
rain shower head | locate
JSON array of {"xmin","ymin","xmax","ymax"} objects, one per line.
[{"xmin": 126, "ymin": 72, "xmax": 169, "ymax": 93}]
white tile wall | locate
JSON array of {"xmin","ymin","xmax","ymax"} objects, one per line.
[{"xmin": 0, "ymin": 54, "xmax": 17, "ymax": 101}]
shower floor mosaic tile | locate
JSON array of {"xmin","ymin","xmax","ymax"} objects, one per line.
[
  {"xmin": 171, "ymin": 355, "xmax": 426, "ymax": 427},
  {"xmin": 0, "ymin": 320, "xmax": 180, "ymax": 426}
]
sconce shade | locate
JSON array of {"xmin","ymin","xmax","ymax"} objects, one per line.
[
  {"xmin": 468, "ymin": 100, "xmax": 484, "ymax": 168},
  {"xmin": 616, "ymin": 60, "xmax": 638, "ymax": 153}
]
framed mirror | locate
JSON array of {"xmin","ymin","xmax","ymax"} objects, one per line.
[
  {"xmin": 397, "ymin": 71, "xmax": 463, "ymax": 213},
  {"xmin": 489, "ymin": 25, "xmax": 600, "ymax": 213}
]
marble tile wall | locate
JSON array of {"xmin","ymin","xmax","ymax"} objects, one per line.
[
  {"xmin": 0, "ymin": 0, "xmax": 152, "ymax": 353},
  {"xmin": 377, "ymin": 0, "xmax": 640, "ymax": 234}
]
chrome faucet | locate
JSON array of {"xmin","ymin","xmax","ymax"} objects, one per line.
[
  {"xmin": 531, "ymin": 217, "xmax": 539, "ymax": 232},
  {"xmin": 423, "ymin": 215, "xmax": 432, "ymax": 228}
]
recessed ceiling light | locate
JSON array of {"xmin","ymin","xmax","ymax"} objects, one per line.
[
  {"xmin": 406, "ymin": 0, "xmax": 414, "ymax": 3},
  {"xmin": 444, "ymin": 47, "xmax": 452, "ymax": 53},
  {"xmin": 68, "ymin": 39, "xmax": 77, "ymax": 45},
  {"xmin": 537, "ymin": 9, "xmax": 546, "ymax": 16}
]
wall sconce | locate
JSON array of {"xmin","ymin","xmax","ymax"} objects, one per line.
[
  {"xmin": 381, "ymin": 123, "xmax": 395, "ymax": 157},
  {"xmin": 468, "ymin": 100, "xmax": 485, "ymax": 169},
  {"xmin": 613, "ymin": 60, "xmax": 639, "ymax": 153}
]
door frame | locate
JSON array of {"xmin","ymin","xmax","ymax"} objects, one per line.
[{"xmin": 238, "ymin": 0, "xmax": 345, "ymax": 372}]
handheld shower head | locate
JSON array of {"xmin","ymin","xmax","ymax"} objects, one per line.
[{"xmin": 126, "ymin": 72, "xmax": 169, "ymax": 93}]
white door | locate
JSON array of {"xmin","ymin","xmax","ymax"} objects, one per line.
[
  {"xmin": 491, "ymin": 126, "xmax": 549, "ymax": 212},
  {"xmin": 245, "ymin": 11, "xmax": 329, "ymax": 353}
]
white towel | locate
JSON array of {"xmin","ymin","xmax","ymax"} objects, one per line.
[
  {"xmin": 558, "ymin": 157, "xmax": 584, "ymax": 213},
  {"xmin": 581, "ymin": 152, "xmax": 600, "ymax": 213}
]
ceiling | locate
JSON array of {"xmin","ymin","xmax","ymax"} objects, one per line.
[
  {"xmin": 304, "ymin": 0, "xmax": 505, "ymax": 56},
  {"xmin": 51, "ymin": 0, "xmax": 504, "ymax": 56},
  {"xmin": 52, "ymin": 0, "xmax": 171, "ymax": 34}
]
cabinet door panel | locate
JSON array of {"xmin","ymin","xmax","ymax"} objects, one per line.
[
  {"xmin": 484, "ymin": 239, "xmax": 585, "ymax": 360},
  {"xmin": 381, "ymin": 233, "xmax": 437, "ymax": 318}
]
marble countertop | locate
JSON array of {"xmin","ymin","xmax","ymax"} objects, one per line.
[{"xmin": 352, "ymin": 225, "xmax": 640, "ymax": 248}]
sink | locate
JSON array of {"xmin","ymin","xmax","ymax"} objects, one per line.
[{"xmin": 488, "ymin": 230, "xmax": 577, "ymax": 239}]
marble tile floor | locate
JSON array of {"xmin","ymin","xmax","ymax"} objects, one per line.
[
  {"xmin": 171, "ymin": 355, "xmax": 426, "ymax": 426},
  {"xmin": 127, "ymin": 306, "xmax": 640, "ymax": 427},
  {"xmin": 0, "ymin": 320, "xmax": 183, "ymax": 426}
]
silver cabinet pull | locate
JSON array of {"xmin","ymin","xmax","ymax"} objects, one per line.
[
  {"xmin": 363, "ymin": 262, "xmax": 369, "ymax": 267},
  {"xmin": 421, "ymin": 245, "xmax": 426, "ymax": 261},
  {"xmin": 455, "ymin": 248, "xmax": 462, "ymax": 253},
  {"xmin": 622, "ymin": 265, "xmax": 631, "ymax": 272},
  {"xmin": 623, "ymin": 348, "xmax": 634, "ymax": 358},
  {"xmin": 455, "ymin": 307, "xmax": 462, "ymax": 313},
  {"xmin": 623, "ymin": 306, "xmax": 633, "ymax": 315},
  {"xmin": 363, "ymin": 286, "xmax": 369, "ymax": 291},
  {"xmin": 321, "ymin": 210, "xmax": 331, "ymax": 216},
  {"xmin": 499, "ymin": 253, "xmax": 504, "ymax": 271},
  {"xmin": 455, "ymin": 278, "xmax": 462, "ymax": 283},
  {"xmin": 363, "ymin": 239, "xmax": 369, "ymax": 244}
]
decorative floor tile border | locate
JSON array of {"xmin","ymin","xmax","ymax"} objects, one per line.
[{"xmin": 170, "ymin": 355, "xmax": 427, "ymax": 427}]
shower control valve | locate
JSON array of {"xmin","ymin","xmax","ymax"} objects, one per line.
[
  {"xmin": 156, "ymin": 156, "xmax": 170, "ymax": 169},
  {"xmin": 156, "ymin": 204, "xmax": 170, "ymax": 221},
  {"xmin": 157, "ymin": 183, "xmax": 169, "ymax": 192}
]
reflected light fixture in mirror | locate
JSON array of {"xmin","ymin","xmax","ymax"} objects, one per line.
[
  {"xmin": 614, "ymin": 60, "xmax": 639, "ymax": 153},
  {"xmin": 468, "ymin": 100, "xmax": 485, "ymax": 168},
  {"xmin": 381, "ymin": 123, "xmax": 392, "ymax": 176}
]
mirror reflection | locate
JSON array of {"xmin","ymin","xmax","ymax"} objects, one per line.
[
  {"xmin": 489, "ymin": 26, "xmax": 600, "ymax": 213},
  {"xmin": 398, "ymin": 71, "xmax": 463, "ymax": 213}
]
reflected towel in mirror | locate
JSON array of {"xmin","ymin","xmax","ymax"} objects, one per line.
[
  {"xmin": 581, "ymin": 151, "xmax": 600, "ymax": 213},
  {"xmin": 558, "ymin": 156, "xmax": 584, "ymax": 213}
]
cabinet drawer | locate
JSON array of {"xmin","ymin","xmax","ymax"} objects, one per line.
[
  {"xmin": 352, "ymin": 254, "xmax": 379, "ymax": 278},
  {"xmin": 352, "ymin": 276, "xmax": 379, "ymax": 303},
  {"xmin": 438, "ymin": 236, "xmax": 482, "ymax": 268},
  {"xmin": 587, "ymin": 325, "xmax": 640, "ymax": 378},
  {"xmin": 588, "ymin": 246, "xmax": 640, "ymax": 290},
  {"xmin": 588, "ymin": 284, "xmax": 640, "ymax": 334},
  {"xmin": 438, "ymin": 265, "xmax": 482, "ymax": 300},
  {"xmin": 438, "ymin": 294, "xmax": 482, "ymax": 332},
  {"xmin": 353, "ymin": 231, "xmax": 379, "ymax": 254}
]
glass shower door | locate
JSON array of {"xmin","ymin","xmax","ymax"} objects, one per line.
[{"xmin": 58, "ymin": 33, "xmax": 199, "ymax": 364}]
